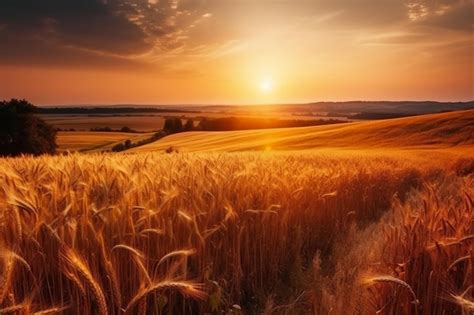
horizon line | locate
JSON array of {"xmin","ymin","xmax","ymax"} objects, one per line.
[{"xmin": 33, "ymin": 100, "xmax": 474, "ymax": 108}]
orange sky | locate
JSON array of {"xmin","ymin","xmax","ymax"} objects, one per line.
[{"xmin": 0, "ymin": 0, "xmax": 472, "ymax": 105}]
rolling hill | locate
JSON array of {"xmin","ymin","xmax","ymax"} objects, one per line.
[
  {"xmin": 130, "ymin": 110, "xmax": 474, "ymax": 153},
  {"xmin": 57, "ymin": 131, "xmax": 154, "ymax": 152}
]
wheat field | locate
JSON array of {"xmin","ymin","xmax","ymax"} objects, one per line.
[
  {"xmin": 130, "ymin": 110, "xmax": 474, "ymax": 153},
  {"xmin": 56, "ymin": 132, "xmax": 155, "ymax": 153},
  {"xmin": 0, "ymin": 149, "xmax": 472, "ymax": 314}
]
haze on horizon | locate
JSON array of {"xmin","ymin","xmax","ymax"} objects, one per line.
[{"xmin": 0, "ymin": 0, "xmax": 473, "ymax": 105}]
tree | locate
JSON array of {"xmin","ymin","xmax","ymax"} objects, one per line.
[
  {"xmin": 174, "ymin": 118, "xmax": 183, "ymax": 132},
  {"xmin": 163, "ymin": 118, "xmax": 184, "ymax": 133},
  {"xmin": 0, "ymin": 99, "xmax": 57, "ymax": 156},
  {"xmin": 197, "ymin": 118, "xmax": 208, "ymax": 131},
  {"xmin": 184, "ymin": 119, "xmax": 194, "ymax": 131}
]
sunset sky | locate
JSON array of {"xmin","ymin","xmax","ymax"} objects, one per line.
[{"xmin": 0, "ymin": 0, "xmax": 472, "ymax": 105}]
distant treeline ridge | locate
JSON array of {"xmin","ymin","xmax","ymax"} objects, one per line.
[
  {"xmin": 195, "ymin": 117, "xmax": 348, "ymax": 131},
  {"xmin": 38, "ymin": 107, "xmax": 199, "ymax": 114}
]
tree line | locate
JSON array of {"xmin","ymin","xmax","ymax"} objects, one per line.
[{"xmin": 161, "ymin": 116, "xmax": 347, "ymax": 134}]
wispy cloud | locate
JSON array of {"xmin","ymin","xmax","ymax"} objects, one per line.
[{"xmin": 406, "ymin": 0, "xmax": 473, "ymax": 30}]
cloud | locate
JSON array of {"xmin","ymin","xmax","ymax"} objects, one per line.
[
  {"xmin": 413, "ymin": 0, "xmax": 474, "ymax": 31},
  {"xmin": 0, "ymin": 0, "xmax": 205, "ymax": 67},
  {"xmin": 358, "ymin": 31, "xmax": 427, "ymax": 46},
  {"xmin": 0, "ymin": 32, "xmax": 151, "ymax": 70},
  {"xmin": 406, "ymin": 0, "xmax": 473, "ymax": 28},
  {"xmin": 0, "ymin": 0, "xmax": 471, "ymax": 70}
]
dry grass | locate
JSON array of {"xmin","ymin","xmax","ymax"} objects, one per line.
[{"xmin": 0, "ymin": 149, "xmax": 472, "ymax": 314}]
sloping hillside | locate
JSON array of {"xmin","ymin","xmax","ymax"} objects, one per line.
[
  {"xmin": 57, "ymin": 132, "xmax": 154, "ymax": 152},
  {"xmin": 130, "ymin": 110, "xmax": 474, "ymax": 152}
]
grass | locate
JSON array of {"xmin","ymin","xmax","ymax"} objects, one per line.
[
  {"xmin": 57, "ymin": 132, "xmax": 154, "ymax": 152},
  {"xmin": 0, "ymin": 148, "xmax": 472, "ymax": 314},
  {"xmin": 130, "ymin": 110, "xmax": 474, "ymax": 152}
]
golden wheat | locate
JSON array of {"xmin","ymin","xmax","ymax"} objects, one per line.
[
  {"xmin": 0, "ymin": 150, "xmax": 471, "ymax": 314},
  {"xmin": 61, "ymin": 247, "xmax": 108, "ymax": 315}
]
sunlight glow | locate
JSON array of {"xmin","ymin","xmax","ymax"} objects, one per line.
[{"xmin": 259, "ymin": 78, "xmax": 273, "ymax": 93}]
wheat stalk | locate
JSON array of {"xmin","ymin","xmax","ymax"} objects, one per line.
[
  {"xmin": 33, "ymin": 305, "xmax": 70, "ymax": 314},
  {"xmin": 61, "ymin": 247, "xmax": 108, "ymax": 315},
  {"xmin": 361, "ymin": 275, "xmax": 419, "ymax": 305},
  {"xmin": 450, "ymin": 294, "xmax": 474, "ymax": 312},
  {"xmin": 0, "ymin": 252, "xmax": 16, "ymax": 304},
  {"xmin": 124, "ymin": 281, "xmax": 207, "ymax": 314}
]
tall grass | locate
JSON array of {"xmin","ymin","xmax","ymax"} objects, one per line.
[{"xmin": 0, "ymin": 151, "xmax": 471, "ymax": 314}]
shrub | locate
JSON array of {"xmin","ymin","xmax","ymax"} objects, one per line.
[
  {"xmin": 111, "ymin": 143, "xmax": 125, "ymax": 152},
  {"xmin": 120, "ymin": 126, "xmax": 138, "ymax": 133}
]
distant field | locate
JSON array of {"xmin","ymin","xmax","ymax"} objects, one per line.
[
  {"xmin": 130, "ymin": 110, "xmax": 474, "ymax": 152},
  {"xmin": 57, "ymin": 131, "xmax": 154, "ymax": 152},
  {"xmin": 40, "ymin": 112, "xmax": 348, "ymax": 132},
  {"xmin": 41, "ymin": 114, "xmax": 167, "ymax": 131}
]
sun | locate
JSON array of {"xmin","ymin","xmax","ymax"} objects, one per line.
[{"xmin": 259, "ymin": 78, "xmax": 273, "ymax": 93}]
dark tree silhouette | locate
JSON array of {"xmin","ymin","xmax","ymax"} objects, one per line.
[
  {"xmin": 0, "ymin": 99, "xmax": 57, "ymax": 156},
  {"xmin": 196, "ymin": 116, "xmax": 347, "ymax": 131},
  {"xmin": 163, "ymin": 118, "xmax": 184, "ymax": 133},
  {"xmin": 184, "ymin": 119, "xmax": 194, "ymax": 131},
  {"xmin": 111, "ymin": 143, "xmax": 125, "ymax": 152}
]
